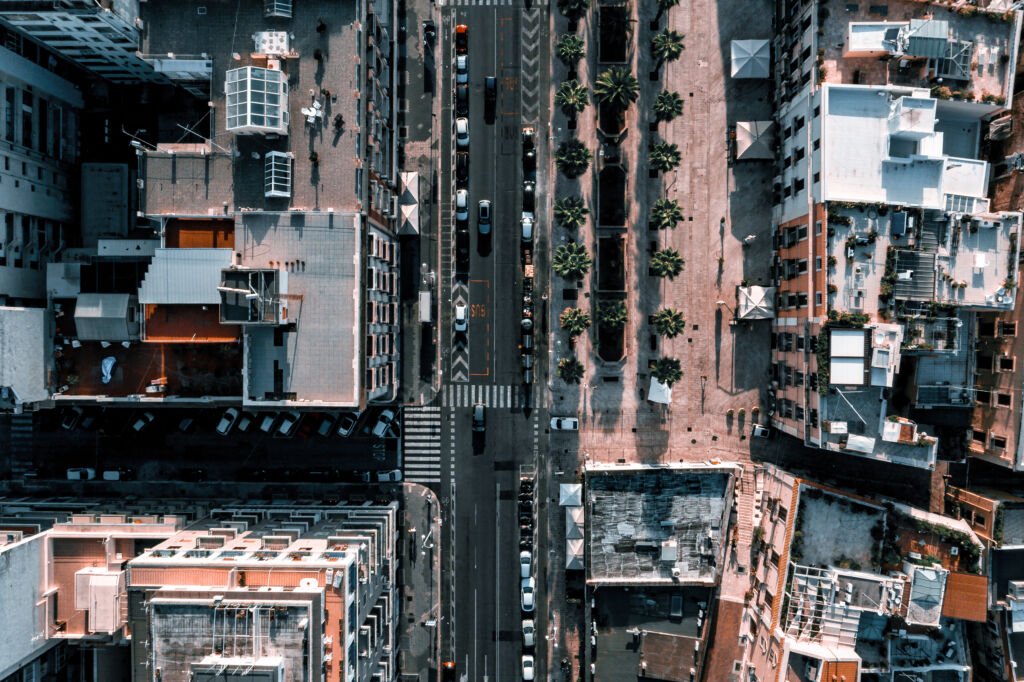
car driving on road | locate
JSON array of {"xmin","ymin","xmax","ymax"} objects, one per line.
[
  {"xmin": 477, "ymin": 199, "xmax": 491, "ymax": 235},
  {"xmin": 454, "ymin": 303, "xmax": 468, "ymax": 333},
  {"xmin": 550, "ymin": 417, "xmax": 579, "ymax": 431},
  {"xmin": 455, "ymin": 24, "xmax": 468, "ymax": 54}
]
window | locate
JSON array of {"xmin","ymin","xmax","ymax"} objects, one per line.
[
  {"xmin": 813, "ymin": 105, "xmax": 821, "ymax": 117},
  {"xmin": 972, "ymin": 429, "xmax": 986, "ymax": 443},
  {"xmin": 815, "ymin": 256, "xmax": 822, "ymax": 271},
  {"xmin": 797, "ymin": 259, "xmax": 808, "ymax": 274},
  {"xmin": 813, "ymin": 171, "xmax": 821, "ymax": 184},
  {"xmin": 997, "ymin": 393, "xmax": 1012, "ymax": 408},
  {"xmin": 777, "ymin": 505, "xmax": 788, "ymax": 522},
  {"xmin": 1000, "ymin": 356, "xmax": 1015, "ymax": 372},
  {"xmin": 796, "ymin": 336, "xmax": 805, "ymax": 351},
  {"xmin": 1002, "ymin": 322, "xmax": 1017, "ymax": 337},
  {"xmin": 975, "ymin": 514, "xmax": 987, "ymax": 526},
  {"xmin": 978, "ymin": 318, "xmax": 996, "ymax": 337},
  {"xmin": 977, "ymin": 354, "xmax": 994, "ymax": 371},
  {"xmin": 225, "ymin": 67, "xmax": 288, "ymax": 133},
  {"xmin": 975, "ymin": 389, "xmax": 991, "ymax": 405},
  {"xmin": 795, "ymin": 178, "xmax": 805, "ymax": 193},
  {"xmin": 3, "ymin": 88, "xmax": 14, "ymax": 142},
  {"xmin": 815, "ymin": 291, "xmax": 823, "ymax": 306},
  {"xmin": 815, "ymin": 220, "xmax": 822, "ymax": 235},
  {"xmin": 795, "ymin": 405, "xmax": 805, "ymax": 420},
  {"xmin": 991, "ymin": 434, "xmax": 1008, "ymax": 449},
  {"xmin": 812, "ymin": 138, "xmax": 820, "ymax": 150},
  {"xmin": 794, "ymin": 147, "xmax": 805, "ymax": 161}
]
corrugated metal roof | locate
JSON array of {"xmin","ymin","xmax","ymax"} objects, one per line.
[
  {"xmin": 139, "ymin": 248, "xmax": 233, "ymax": 305},
  {"xmin": 941, "ymin": 571, "xmax": 988, "ymax": 622}
]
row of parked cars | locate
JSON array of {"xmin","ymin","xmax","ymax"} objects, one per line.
[
  {"xmin": 215, "ymin": 408, "xmax": 397, "ymax": 439},
  {"xmin": 519, "ymin": 474, "xmax": 536, "ymax": 680}
]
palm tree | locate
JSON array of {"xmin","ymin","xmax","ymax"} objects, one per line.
[
  {"xmin": 650, "ymin": 248, "xmax": 685, "ymax": 279},
  {"xmin": 649, "ymin": 141, "xmax": 681, "ymax": 172},
  {"xmin": 597, "ymin": 301, "xmax": 628, "ymax": 329},
  {"xmin": 558, "ymin": 357, "xmax": 585, "ymax": 383},
  {"xmin": 555, "ymin": 140, "xmax": 592, "ymax": 178},
  {"xmin": 554, "ymin": 196, "xmax": 588, "ymax": 230},
  {"xmin": 560, "ymin": 307, "xmax": 592, "ymax": 337},
  {"xmin": 651, "ymin": 30, "xmax": 685, "ymax": 67},
  {"xmin": 553, "ymin": 242, "xmax": 592, "ymax": 279},
  {"xmin": 651, "ymin": 357, "xmax": 683, "ymax": 386},
  {"xmin": 593, "ymin": 66, "xmax": 639, "ymax": 110},
  {"xmin": 557, "ymin": 0, "xmax": 589, "ymax": 20},
  {"xmin": 654, "ymin": 0, "xmax": 680, "ymax": 23},
  {"xmin": 652, "ymin": 308, "xmax": 686, "ymax": 338},
  {"xmin": 556, "ymin": 34, "xmax": 586, "ymax": 65},
  {"xmin": 650, "ymin": 198, "xmax": 683, "ymax": 230},
  {"xmin": 653, "ymin": 91, "xmax": 683, "ymax": 121},
  {"xmin": 555, "ymin": 80, "xmax": 589, "ymax": 115}
]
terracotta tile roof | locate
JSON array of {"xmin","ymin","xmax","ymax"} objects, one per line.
[
  {"xmin": 819, "ymin": 660, "xmax": 860, "ymax": 681},
  {"xmin": 941, "ymin": 571, "xmax": 988, "ymax": 622}
]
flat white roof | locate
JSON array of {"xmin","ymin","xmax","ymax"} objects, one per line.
[
  {"xmin": 847, "ymin": 21, "xmax": 904, "ymax": 53},
  {"xmin": 831, "ymin": 356, "xmax": 866, "ymax": 385},
  {"xmin": 831, "ymin": 329, "xmax": 866, "ymax": 357}
]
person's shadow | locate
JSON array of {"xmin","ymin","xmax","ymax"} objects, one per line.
[{"xmin": 332, "ymin": 114, "xmax": 345, "ymax": 146}]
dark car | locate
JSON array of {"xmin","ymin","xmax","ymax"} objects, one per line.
[
  {"xmin": 455, "ymin": 24, "xmax": 468, "ymax": 54},
  {"xmin": 456, "ymin": 152, "xmax": 469, "ymax": 186},
  {"xmin": 522, "ymin": 180, "xmax": 535, "ymax": 213},
  {"xmin": 484, "ymin": 76, "xmax": 497, "ymax": 123},
  {"xmin": 442, "ymin": 662, "xmax": 457, "ymax": 682},
  {"xmin": 522, "ymin": 126, "xmax": 535, "ymax": 151},
  {"xmin": 455, "ymin": 83, "xmax": 469, "ymax": 117},
  {"xmin": 523, "ymin": 147, "xmax": 536, "ymax": 174}
]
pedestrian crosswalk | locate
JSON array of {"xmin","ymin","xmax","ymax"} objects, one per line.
[
  {"xmin": 442, "ymin": 383, "xmax": 521, "ymax": 408},
  {"xmin": 401, "ymin": 406, "xmax": 442, "ymax": 484}
]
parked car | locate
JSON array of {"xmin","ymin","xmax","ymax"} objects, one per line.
[
  {"xmin": 216, "ymin": 408, "xmax": 240, "ymax": 436},
  {"xmin": 277, "ymin": 411, "xmax": 302, "ymax": 437},
  {"xmin": 372, "ymin": 409, "xmax": 396, "ymax": 438},
  {"xmin": 455, "ymin": 117, "xmax": 469, "ymax": 149},
  {"xmin": 522, "ymin": 619, "xmax": 535, "ymax": 648},
  {"xmin": 131, "ymin": 412, "xmax": 155, "ymax": 432},
  {"xmin": 364, "ymin": 469, "xmax": 402, "ymax": 483},
  {"xmin": 522, "ymin": 655, "xmax": 535, "ymax": 681},
  {"xmin": 236, "ymin": 412, "xmax": 255, "ymax": 433},
  {"xmin": 455, "ymin": 189, "xmax": 470, "ymax": 224},
  {"xmin": 519, "ymin": 550, "xmax": 532, "ymax": 578},
  {"xmin": 61, "ymin": 406, "xmax": 84, "ymax": 431},
  {"xmin": 455, "ymin": 24, "xmax": 468, "ymax": 54},
  {"xmin": 102, "ymin": 470, "xmax": 121, "ymax": 481},
  {"xmin": 522, "ymin": 180, "xmax": 535, "ymax": 212},
  {"xmin": 550, "ymin": 417, "xmax": 579, "ymax": 431},
  {"xmin": 472, "ymin": 403, "xmax": 485, "ymax": 432},
  {"xmin": 477, "ymin": 199, "xmax": 492, "ymax": 235},
  {"xmin": 520, "ymin": 213, "xmax": 534, "ymax": 242},
  {"xmin": 317, "ymin": 413, "xmax": 338, "ymax": 437},
  {"xmin": 66, "ymin": 468, "xmax": 96, "ymax": 481},
  {"xmin": 455, "ymin": 54, "xmax": 469, "ymax": 84},
  {"xmin": 455, "ymin": 83, "xmax": 469, "ymax": 117},
  {"xmin": 177, "ymin": 417, "xmax": 194, "ymax": 433},
  {"xmin": 259, "ymin": 413, "xmax": 278, "ymax": 433},
  {"xmin": 521, "ymin": 576, "xmax": 536, "ymax": 612},
  {"xmin": 336, "ymin": 411, "xmax": 359, "ymax": 437},
  {"xmin": 454, "ymin": 304, "xmax": 469, "ymax": 333},
  {"xmin": 484, "ymin": 76, "xmax": 497, "ymax": 123},
  {"xmin": 456, "ymin": 151, "xmax": 469, "ymax": 185}
]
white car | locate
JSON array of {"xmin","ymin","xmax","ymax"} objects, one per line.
[
  {"xmin": 66, "ymin": 467, "xmax": 96, "ymax": 481},
  {"xmin": 520, "ymin": 213, "xmax": 534, "ymax": 242},
  {"xmin": 336, "ymin": 411, "xmax": 359, "ymax": 437},
  {"xmin": 454, "ymin": 304, "xmax": 468, "ymax": 333},
  {"xmin": 455, "ymin": 189, "xmax": 470, "ymax": 223},
  {"xmin": 550, "ymin": 417, "xmax": 579, "ymax": 431},
  {"xmin": 520, "ymin": 550, "xmax": 532, "ymax": 578},
  {"xmin": 277, "ymin": 411, "xmax": 301, "ymax": 437},
  {"xmin": 372, "ymin": 409, "xmax": 396, "ymax": 438},
  {"xmin": 521, "ymin": 576, "xmax": 536, "ymax": 612},
  {"xmin": 216, "ymin": 408, "xmax": 240, "ymax": 436},
  {"xmin": 455, "ymin": 54, "xmax": 469, "ymax": 84},
  {"xmin": 522, "ymin": 619, "xmax": 535, "ymax": 648},
  {"xmin": 455, "ymin": 117, "xmax": 469, "ymax": 149},
  {"xmin": 377, "ymin": 469, "xmax": 403, "ymax": 483},
  {"xmin": 132, "ymin": 411, "xmax": 155, "ymax": 432},
  {"xmin": 522, "ymin": 654, "xmax": 535, "ymax": 681}
]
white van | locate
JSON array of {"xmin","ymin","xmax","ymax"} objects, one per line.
[{"xmin": 67, "ymin": 468, "xmax": 96, "ymax": 481}]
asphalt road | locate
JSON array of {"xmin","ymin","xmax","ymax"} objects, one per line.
[{"xmin": 434, "ymin": 3, "xmax": 553, "ymax": 680}]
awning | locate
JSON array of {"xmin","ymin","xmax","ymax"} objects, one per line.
[
  {"xmin": 735, "ymin": 121, "xmax": 775, "ymax": 160},
  {"xmin": 566, "ymin": 506, "xmax": 585, "ymax": 540},
  {"xmin": 559, "ymin": 483, "xmax": 582, "ymax": 506},
  {"xmin": 566, "ymin": 538, "xmax": 585, "ymax": 570},
  {"xmin": 738, "ymin": 285, "xmax": 776, "ymax": 319},
  {"xmin": 398, "ymin": 171, "xmax": 420, "ymax": 236},
  {"xmin": 75, "ymin": 294, "xmax": 132, "ymax": 341},
  {"xmin": 731, "ymin": 39, "xmax": 770, "ymax": 78},
  {"xmin": 648, "ymin": 377, "xmax": 672, "ymax": 404}
]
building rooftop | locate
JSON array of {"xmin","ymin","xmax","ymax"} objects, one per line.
[
  {"xmin": 826, "ymin": 0, "xmax": 1021, "ymax": 101},
  {"xmin": 236, "ymin": 211, "xmax": 361, "ymax": 407},
  {"xmin": 585, "ymin": 464, "xmax": 734, "ymax": 585},
  {"xmin": 139, "ymin": 0, "xmax": 365, "ymax": 214},
  {"xmin": 0, "ymin": 307, "xmax": 50, "ymax": 407},
  {"xmin": 790, "ymin": 485, "xmax": 887, "ymax": 570},
  {"xmin": 821, "ymin": 85, "xmax": 993, "ymax": 210},
  {"xmin": 591, "ymin": 586, "xmax": 710, "ymax": 682},
  {"xmin": 906, "ymin": 565, "xmax": 948, "ymax": 626}
]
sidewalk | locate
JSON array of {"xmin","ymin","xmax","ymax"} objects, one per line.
[
  {"xmin": 399, "ymin": 0, "xmax": 442, "ymax": 408},
  {"xmin": 398, "ymin": 482, "xmax": 443, "ymax": 680}
]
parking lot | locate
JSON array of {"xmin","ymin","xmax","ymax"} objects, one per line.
[{"xmin": 5, "ymin": 406, "xmax": 402, "ymax": 484}]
